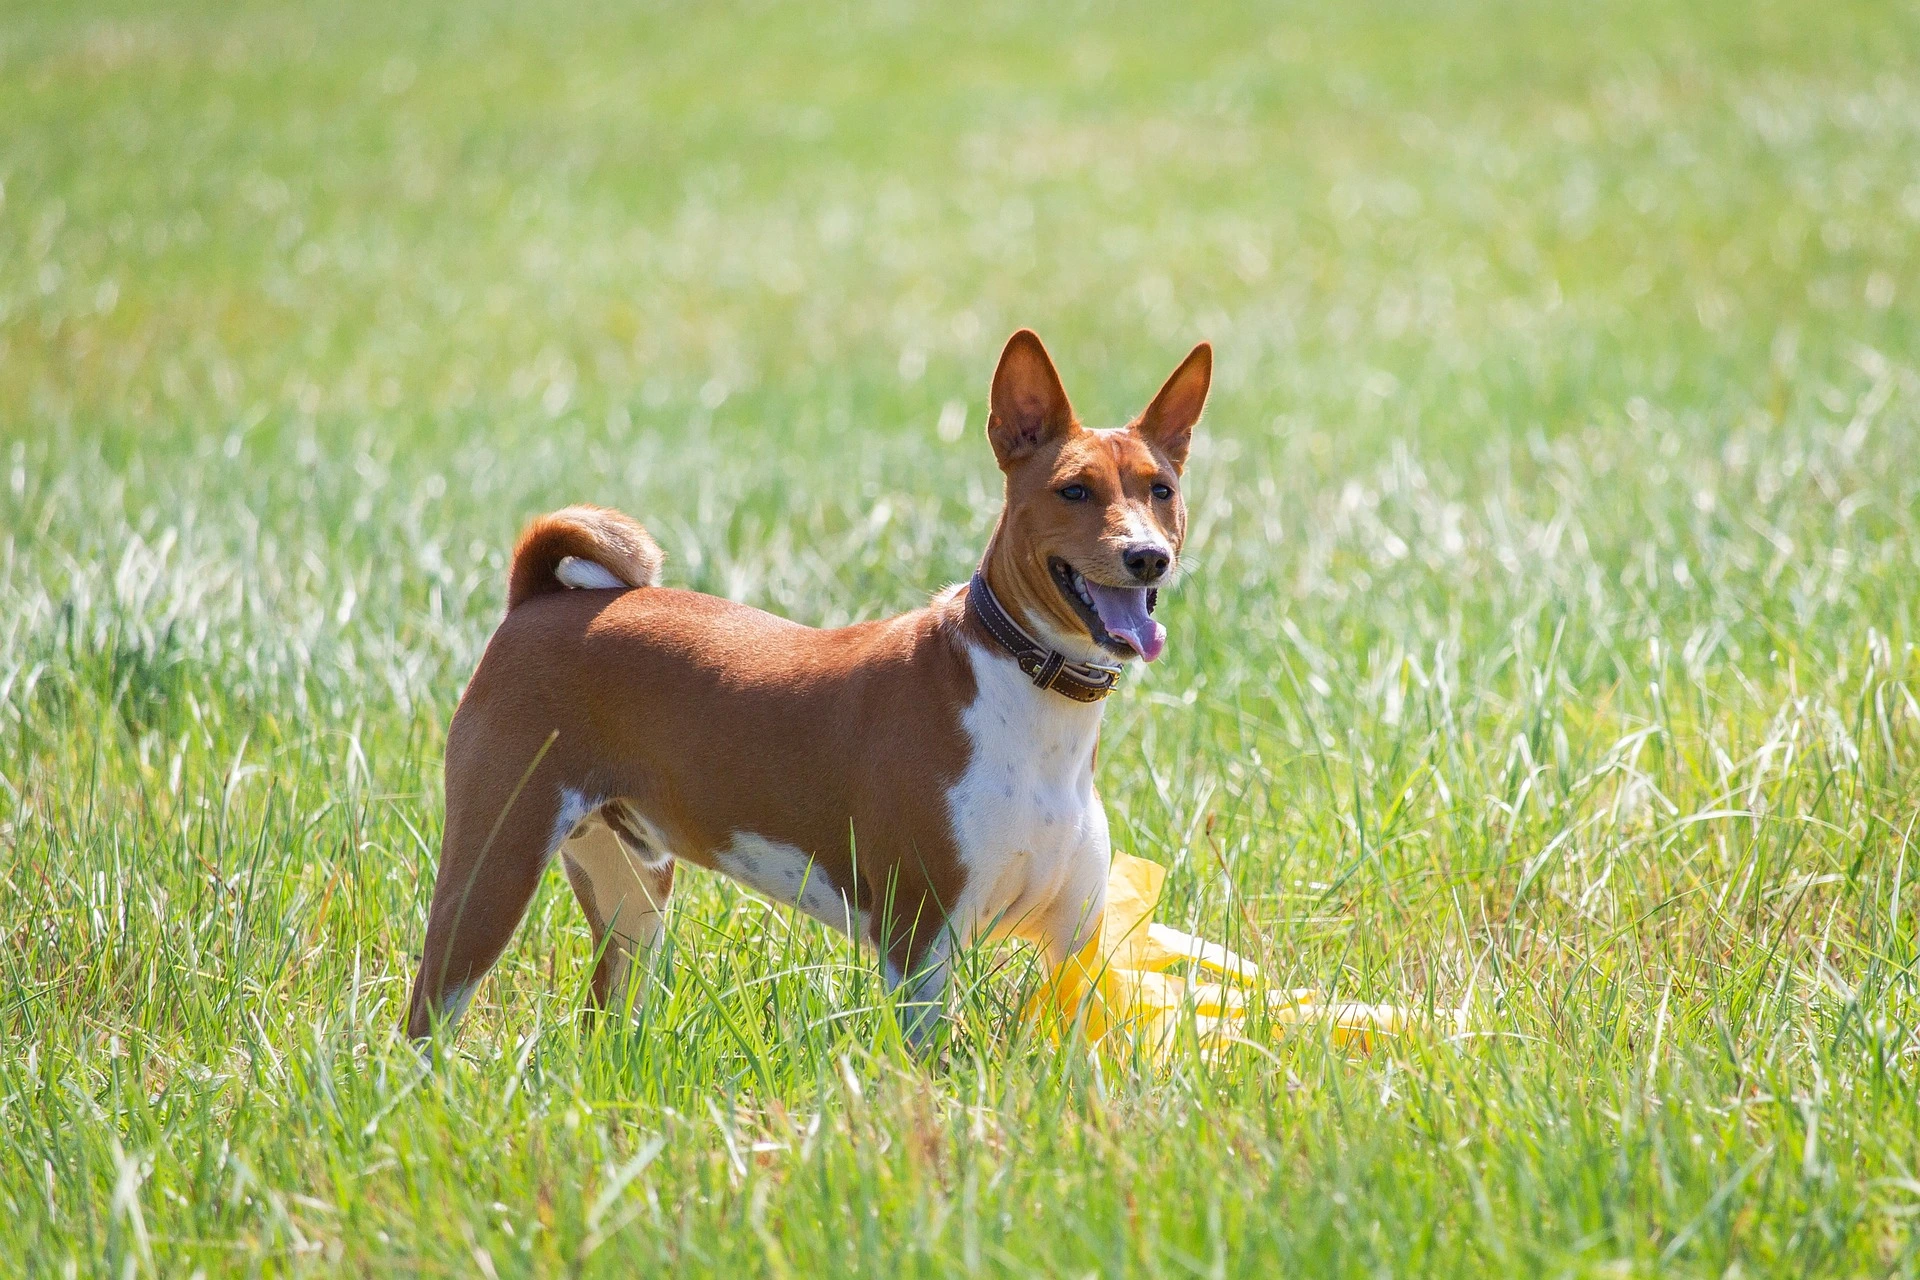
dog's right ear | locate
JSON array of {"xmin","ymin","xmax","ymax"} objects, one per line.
[{"xmin": 987, "ymin": 329, "xmax": 1076, "ymax": 469}]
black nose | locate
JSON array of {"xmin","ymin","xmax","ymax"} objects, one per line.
[{"xmin": 1123, "ymin": 544, "xmax": 1171, "ymax": 583}]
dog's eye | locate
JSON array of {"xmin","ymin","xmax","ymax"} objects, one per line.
[
  {"xmin": 1151, "ymin": 483, "xmax": 1175, "ymax": 501},
  {"xmin": 1058, "ymin": 484, "xmax": 1091, "ymax": 502}
]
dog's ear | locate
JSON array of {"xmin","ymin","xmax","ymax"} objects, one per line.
[
  {"xmin": 987, "ymin": 330, "xmax": 1076, "ymax": 469},
  {"xmin": 1132, "ymin": 342, "xmax": 1211, "ymax": 473}
]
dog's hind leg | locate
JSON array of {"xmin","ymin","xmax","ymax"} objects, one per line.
[
  {"xmin": 405, "ymin": 764, "xmax": 575, "ymax": 1039},
  {"xmin": 560, "ymin": 802, "xmax": 676, "ymax": 1017}
]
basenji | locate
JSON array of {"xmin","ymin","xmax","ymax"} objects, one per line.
[{"xmin": 405, "ymin": 330, "xmax": 1210, "ymax": 1044}]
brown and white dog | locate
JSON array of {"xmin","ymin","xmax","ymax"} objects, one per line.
[{"xmin": 405, "ymin": 330, "xmax": 1210, "ymax": 1044}]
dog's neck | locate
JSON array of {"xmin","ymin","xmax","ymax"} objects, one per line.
[{"xmin": 977, "ymin": 522, "xmax": 1117, "ymax": 668}]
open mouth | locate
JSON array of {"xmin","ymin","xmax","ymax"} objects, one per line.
[{"xmin": 1049, "ymin": 557, "xmax": 1167, "ymax": 662}]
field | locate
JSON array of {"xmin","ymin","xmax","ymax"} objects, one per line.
[{"xmin": 5, "ymin": 0, "xmax": 1920, "ymax": 1272}]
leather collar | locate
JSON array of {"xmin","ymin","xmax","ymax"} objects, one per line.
[{"xmin": 966, "ymin": 569, "xmax": 1123, "ymax": 703}]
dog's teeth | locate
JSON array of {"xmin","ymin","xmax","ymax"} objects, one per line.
[{"xmin": 1056, "ymin": 564, "xmax": 1097, "ymax": 611}]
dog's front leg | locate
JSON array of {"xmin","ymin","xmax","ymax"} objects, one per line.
[
  {"xmin": 1032, "ymin": 842, "xmax": 1111, "ymax": 971},
  {"xmin": 882, "ymin": 929, "xmax": 953, "ymax": 1052}
]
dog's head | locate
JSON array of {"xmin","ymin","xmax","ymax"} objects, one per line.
[{"xmin": 983, "ymin": 329, "xmax": 1210, "ymax": 664}]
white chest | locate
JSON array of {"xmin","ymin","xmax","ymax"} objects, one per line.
[{"xmin": 945, "ymin": 642, "xmax": 1112, "ymax": 946}]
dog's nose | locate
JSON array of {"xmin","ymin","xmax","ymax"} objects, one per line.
[{"xmin": 1123, "ymin": 543, "xmax": 1171, "ymax": 583}]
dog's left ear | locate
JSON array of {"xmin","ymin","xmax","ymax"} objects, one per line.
[
  {"xmin": 987, "ymin": 330, "xmax": 1077, "ymax": 470},
  {"xmin": 1131, "ymin": 342, "xmax": 1211, "ymax": 473}
]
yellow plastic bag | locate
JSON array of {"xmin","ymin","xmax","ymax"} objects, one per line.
[{"xmin": 1025, "ymin": 853, "xmax": 1421, "ymax": 1060}]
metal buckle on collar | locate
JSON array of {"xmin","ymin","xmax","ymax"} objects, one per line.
[{"xmin": 1076, "ymin": 662, "xmax": 1120, "ymax": 695}]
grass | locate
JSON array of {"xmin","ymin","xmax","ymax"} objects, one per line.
[{"xmin": 4, "ymin": 0, "xmax": 1920, "ymax": 1272}]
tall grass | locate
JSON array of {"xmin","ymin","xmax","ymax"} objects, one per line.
[{"xmin": 3, "ymin": 0, "xmax": 1920, "ymax": 1272}]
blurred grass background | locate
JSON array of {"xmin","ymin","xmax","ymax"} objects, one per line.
[{"xmin": 5, "ymin": 0, "xmax": 1920, "ymax": 1273}]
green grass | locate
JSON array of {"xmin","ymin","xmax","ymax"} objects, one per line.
[{"xmin": 5, "ymin": 0, "xmax": 1920, "ymax": 1272}]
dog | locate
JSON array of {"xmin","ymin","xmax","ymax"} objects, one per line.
[{"xmin": 405, "ymin": 330, "xmax": 1210, "ymax": 1045}]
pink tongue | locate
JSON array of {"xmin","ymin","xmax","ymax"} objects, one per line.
[{"xmin": 1084, "ymin": 581, "xmax": 1166, "ymax": 662}]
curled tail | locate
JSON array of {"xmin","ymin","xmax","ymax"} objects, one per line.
[{"xmin": 507, "ymin": 505, "xmax": 664, "ymax": 610}]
